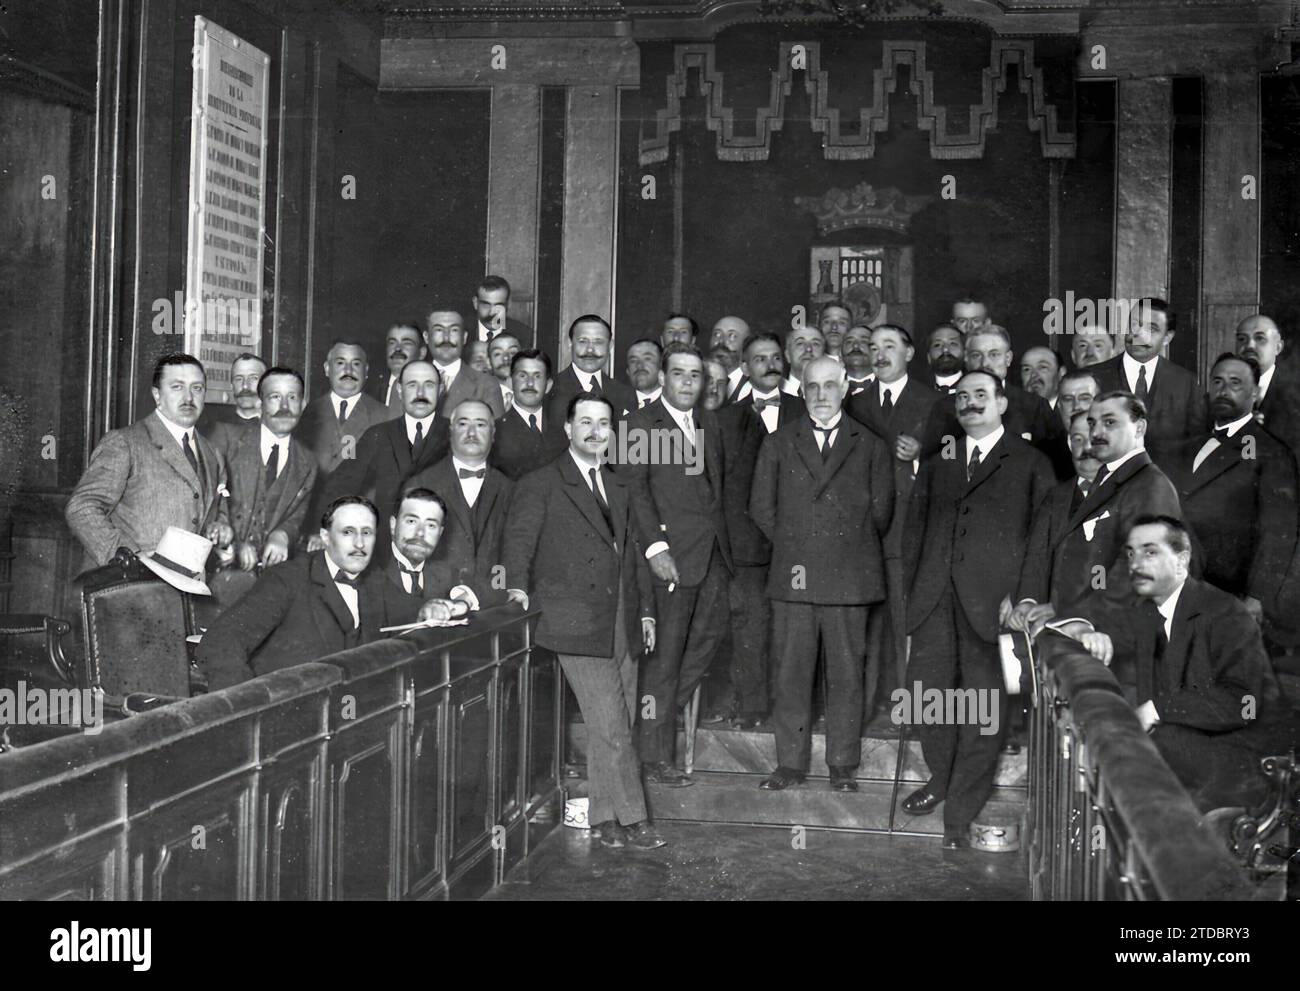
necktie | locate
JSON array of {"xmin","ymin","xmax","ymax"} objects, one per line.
[
  {"xmin": 334, "ymin": 572, "xmax": 361, "ymax": 589},
  {"xmin": 182, "ymin": 432, "xmax": 200, "ymax": 477},
  {"xmin": 813, "ymin": 424, "xmax": 835, "ymax": 461},
  {"xmin": 1092, "ymin": 464, "xmax": 1110, "ymax": 490},
  {"xmin": 529, "ymin": 413, "xmax": 541, "ymax": 435},
  {"xmin": 1134, "ymin": 366, "xmax": 1149, "ymax": 403},
  {"xmin": 411, "ymin": 420, "xmax": 424, "ymax": 454},
  {"xmin": 589, "ymin": 467, "xmax": 613, "ymax": 531},
  {"xmin": 1212, "ymin": 424, "xmax": 1232, "ymax": 439},
  {"xmin": 587, "ymin": 376, "xmax": 603, "ymax": 397},
  {"xmin": 458, "ymin": 467, "xmax": 487, "ymax": 480},
  {"xmin": 265, "ymin": 444, "xmax": 280, "ymax": 487},
  {"xmin": 399, "ymin": 564, "xmax": 423, "ymax": 594},
  {"xmin": 880, "ymin": 389, "xmax": 894, "ymax": 414},
  {"xmin": 337, "ymin": 399, "xmax": 349, "ymax": 425},
  {"xmin": 681, "ymin": 416, "xmax": 697, "ymax": 450},
  {"xmin": 967, "ymin": 445, "xmax": 981, "ymax": 482},
  {"xmin": 640, "ymin": 396, "xmax": 653, "ymax": 409},
  {"xmin": 1070, "ymin": 477, "xmax": 1091, "ymax": 512}
]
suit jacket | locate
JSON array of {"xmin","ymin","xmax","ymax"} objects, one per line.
[
  {"xmin": 297, "ymin": 392, "xmax": 389, "ymax": 477},
  {"xmin": 920, "ymin": 382, "xmax": 1068, "ymax": 478},
  {"xmin": 715, "ymin": 392, "xmax": 806, "ymax": 567},
  {"xmin": 1168, "ymin": 422, "xmax": 1298, "ymax": 610},
  {"xmin": 617, "ymin": 398, "xmax": 733, "ymax": 586},
  {"xmin": 371, "ymin": 542, "xmax": 504, "ymax": 627},
  {"xmin": 404, "ymin": 456, "xmax": 513, "ymax": 587},
  {"xmin": 750, "ymin": 414, "xmax": 894, "ymax": 604},
  {"xmin": 502, "ymin": 454, "xmax": 653, "ymax": 657},
  {"xmin": 323, "ymin": 415, "xmax": 450, "ymax": 544},
  {"xmin": 366, "ymin": 370, "xmax": 408, "ymax": 420},
  {"xmin": 846, "ymin": 377, "xmax": 941, "ymax": 559},
  {"xmin": 545, "ymin": 365, "xmax": 635, "ymax": 425},
  {"xmin": 197, "ymin": 404, "xmax": 260, "ymax": 461},
  {"xmin": 1070, "ymin": 579, "xmax": 1289, "ymax": 743},
  {"xmin": 437, "ymin": 363, "xmax": 506, "ymax": 420},
  {"xmin": 67, "ymin": 413, "xmax": 228, "ymax": 567},
  {"xmin": 1017, "ymin": 449, "xmax": 1182, "ymax": 611},
  {"xmin": 906, "ymin": 432, "xmax": 1056, "ymax": 643},
  {"xmin": 1258, "ymin": 360, "xmax": 1300, "ymax": 457},
  {"xmin": 490, "ymin": 406, "xmax": 568, "ymax": 481},
  {"xmin": 1090, "ymin": 354, "xmax": 1206, "ymax": 467},
  {"xmin": 196, "ymin": 552, "xmax": 387, "ymax": 690},
  {"xmin": 224, "ymin": 428, "xmax": 317, "ymax": 550}
]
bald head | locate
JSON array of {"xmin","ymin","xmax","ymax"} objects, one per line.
[{"xmin": 1236, "ymin": 314, "xmax": 1284, "ymax": 373}]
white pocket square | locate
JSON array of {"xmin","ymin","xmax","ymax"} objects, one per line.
[{"xmin": 1081, "ymin": 510, "xmax": 1111, "ymax": 542}]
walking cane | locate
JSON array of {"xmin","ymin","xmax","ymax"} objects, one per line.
[{"xmin": 887, "ymin": 634, "xmax": 912, "ymax": 834}]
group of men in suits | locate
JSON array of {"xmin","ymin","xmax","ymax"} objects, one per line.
[{"xmin": 66, "ymin": 286, "xmax": 1300, "ymax": 851}]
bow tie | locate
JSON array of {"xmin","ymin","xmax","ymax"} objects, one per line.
[
  {"xmin": 334, "ymin": 572, "xmax": 362, "ymax": 589},
  {"xmin": 753, "ymin": 396, "xmax": 778, "ymax": 411},
  {"xmin": 458, "ymin": 467, "xmax": 487, "ymax": 480}
]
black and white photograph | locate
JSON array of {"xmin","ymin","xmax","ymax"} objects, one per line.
[{"xmin": 1, "ymin": 0, "xmax": 1298, "ymax": 956}]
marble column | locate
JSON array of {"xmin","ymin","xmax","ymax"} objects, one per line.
[
  {"xmin": 1199, "ymin": 70, "xmax": 1261, "ymax": 376},
  {"xmin": 558, "ymin": 84, "xmax": 620, "ymax": 368},
  {"xmin": 486, "ymin": 84, "xmax": 542, "ymax": 332},
  {"xmin": 1113, "ymin": 76, "xmax": 1173, "ymax": 305}
]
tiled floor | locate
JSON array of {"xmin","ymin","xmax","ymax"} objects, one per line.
[{"xmin": 486, "ymin": 820, "xmax": 1030, "ymax": 901}]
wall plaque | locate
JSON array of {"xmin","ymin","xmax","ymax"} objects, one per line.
[{"xmin": 184, "ymin": 17, "xmax": 270, "ymax": 403}]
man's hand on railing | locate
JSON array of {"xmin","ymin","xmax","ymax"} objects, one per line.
[{"xmin": 1078, "ymin": 631, "xmax": 1114, "ymax": 666}]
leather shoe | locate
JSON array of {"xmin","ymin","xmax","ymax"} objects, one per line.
[
  {"xmin": 624, "ymin": 821, "xmax": 666, "ymax": 850},
  {"xmin": 828, "ymin": 766, "xmax": 858, "ymax": 793},
  {"xmin": 592, "ymin": 820, "xmax": 626, "ymax": 848},
  {"xmin": 942, "ymin": 830, "xmax": 969, "ymax": 850},
  {"xmin": 731, "ymin": 712, "xmax": 765, "ymax": 730},
  {"xmin": 901, "ymin": 785, "xmax": 943, "ymax": 815},
  {"xmin": 642, "ymin": 761, "xmax": 693, "ymax": 787},
  {"xmin": 758, "ymin": 766, "xmax": 806, "ymax": 790}
]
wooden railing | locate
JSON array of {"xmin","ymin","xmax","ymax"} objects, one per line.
[
  {"xmin": 0, "ymin": 605, "xmax": 562, "ymax": 900},
  {"xmin": 1026, "ymin": 630, "xmax": 1266, "ymax": 901}
]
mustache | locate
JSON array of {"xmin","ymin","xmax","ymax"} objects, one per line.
[
  {"xmin": 958, "ymin": 406, "xmax": 984, "ymax": 415},
  {"xmin": 235, "ymin": 389, "xmax": 257, "ymax": 399},
  {"xmin": 339, "ymin": 373, "xmax": 358, "ymax": 381}
]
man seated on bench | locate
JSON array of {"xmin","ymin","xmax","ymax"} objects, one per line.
[
  {"xmin": 373, "ymin": 486, "xmax": 517, "ymax": 627},
  {"xmin": 1035, "ymin": 515, "xmax": 1293, "ymax": 812},
  {"xmin": 198, "ymin": 495, "xmax": 389, "ymax": 690}
]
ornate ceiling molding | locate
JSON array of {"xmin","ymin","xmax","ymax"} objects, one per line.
[{"xmin": 638, "ymin": 38, "xmax": 1076, "ymax": 164}]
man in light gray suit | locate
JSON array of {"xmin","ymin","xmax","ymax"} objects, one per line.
[
  {"xmin": 425, "ymin": 307, "xmax": 506, "ymax": 421},
  {"xmin": 67, "ymin": 353, "xmax": 231, "ymax": 567}
]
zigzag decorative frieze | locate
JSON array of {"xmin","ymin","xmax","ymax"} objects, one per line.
[{"xmin": 638, "ymin": 39, "xmax": 1077, "ymax": 165}]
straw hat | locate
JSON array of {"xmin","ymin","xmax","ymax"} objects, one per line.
[{"xmin": 140, "ymin": 527, "xmax": 214, "ymax": 596}]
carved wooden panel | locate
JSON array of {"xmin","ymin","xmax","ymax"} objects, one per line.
[
  {"xmin": 449, "ymin": 669, "xmax": 494, "ymax": 862},
  {"xmin": 259, "ymin": 750, "xmax": 324, "ymax": 901},
  {"xmin": 639, "ymin": 39, "xmax": 1076, "ymax": 165},
  {"xmin": 407, "ymin": 689, "xmax": 447, "ymax": 894},
  {"xmin": 527, "ymin": 651, "xmax": 560, "ymax": 808},
  {"xmin": 496, "ymin": 658, "xmax": 525, "ymax": 822},
  {"xmin": 131, "ymin": 782, "xmax": 252, "ymax": 901},
  {"xmin": 331, "ymin": 731, "xmax": 400, "ymax": 901}
]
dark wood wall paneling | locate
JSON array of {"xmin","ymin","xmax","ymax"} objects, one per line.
[
  {"xmin": 319, "ymin": 80, "xmax": 490, "ymax": 391},
  {"xmin": 1261, "ymin": 70, "xmax": 1300, "ymax": 344},
  {"xmin": 535, "ymin": 85, "xmax": 568, "ymax": 366},
  {"xmin": 1169, "ymin": 75, "xmax": 1204, "ymax": 372},
  {"xmin": 1057, "ymin": 79, "xmax": 1117, "ymax": 356}
]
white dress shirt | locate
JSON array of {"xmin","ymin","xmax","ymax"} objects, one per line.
[
  {"xmin": 847, "ymin": 374, "xmax": 874, "ymax": 395},
  {"xmin": 781, "ymin": 376, "xmax": 802, "ymax": 397},
  {"xmin": 234, "ymin": 407, "xmax": 260, "ymax": 421},
  {"xmin": 384, "ymin": 374, "xmax": 401, "ymax": 407},
  {"xmin": 934, "ymin": 372, "xmax": 961, "ymax": 393},
  {"xmin": 964, "ymin": 424, "xmax": 1005, "ymax": 471},
  {"xmin": 453, "ymin": 456, "xmax": 487, "ymax": 507},
  {"xmin": 811, "ymin": 411, "xmax": 843, "ymax": 451},
  {"xmin": 877, "ymin": 374, "xmax": 908, "ymax": 408},
  {"xmin": 499, "ymin": 381, "xmax": 514, "ymax": 410},
  {"xmin": 435, "ymin": 358, "xmax": 462, "ymax": 395},
  {"xmin": 1192, "ymin": 411, "xmax": 1252, "ymax": 471},
  {"xmin": 571, "ymin": 366, "xmax": 605, "ymax": 394},
  {"xmin": 750, "ymin": 389, "xmax": 782, "ymax": 434},
  {"xmin": 513, "ymin": 404, "xmax": 544, "ymax": 431},
  {"xmin": 155, "ymin": 408, "xmax": 196, "ymax": 451},
  {"xmin": 476, "ymin": 321, "xmax": 497, "ymax": 343},
  {"xmin": 662, "ymin": 399, "xmax": 698, "ymax": 448},
  {"xmin": 404, "ymin": 412, "xmax": 436, "ymax": 448},
  {"xmin": 260, "ymin": 424, "xmax": 289, "ymax": 481},
  {"xmin": 391, "ymin": 542, "xmax": 425, "ymax": 595},
  {"xmin": 329, "ymin": 391, "xmax": 361, "ymax": 421},
  {"xmin": 1096, "ymin": 444, "xmax": 1146, "ymax": 484},
  {"xmin": 571, "ymin": 449, "xmax": 609, "ymax": 505},
  {"xmin": 324, "ymin": 554, "xmax": 360, "ymax": 629},
  {"xmin": 1258, "ymin": 363, "xmax": 1276, "ymax": 403},
  {"xmin": 1155, "ymin": 580, "xmax": 1185, "ymax": 643},
  {"xmin": 635, "ymin": 387, "xmax": 662, "ymax": 408},
  {"xmin": 1122, "ymin": 352, "xmax": 1159, "ymax": 394}
]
